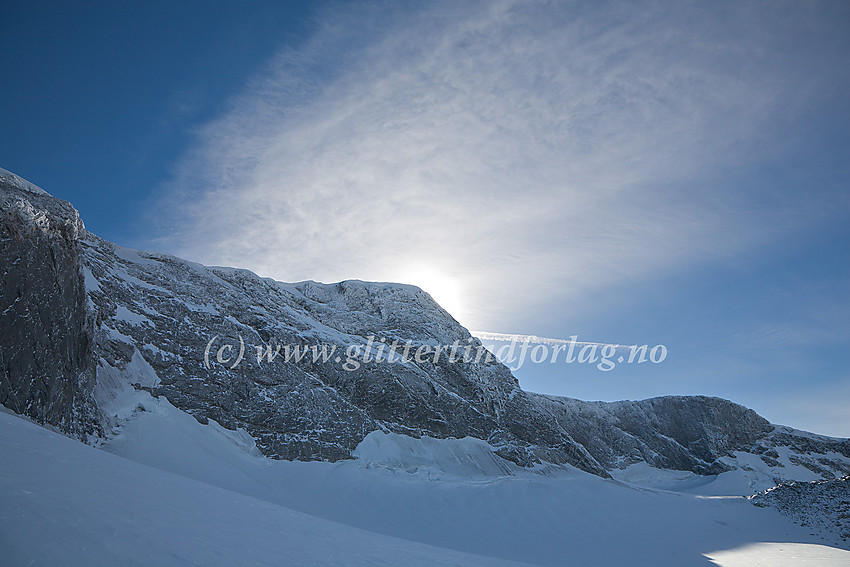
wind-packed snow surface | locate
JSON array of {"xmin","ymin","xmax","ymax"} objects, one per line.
[
  {"xmin": 0, "ymin": 410, "xmax": 528, "ymax": 567},
  {"xmin": 3, "ymin": 400, "xmax": 849, "ymax": 566}
]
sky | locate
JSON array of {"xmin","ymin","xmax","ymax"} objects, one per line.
[{"xmin": 1, "ymin": 1, "xmax": 848, "ymax": 436}]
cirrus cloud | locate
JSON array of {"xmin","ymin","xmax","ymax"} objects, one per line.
[{"xmin": 151, "ymin": 0, "xmax": 849, "ymax": 329}]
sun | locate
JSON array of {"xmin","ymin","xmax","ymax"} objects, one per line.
[{"xmin": 399, "ymin": 266, "xmax": 465, "ymax": 322}]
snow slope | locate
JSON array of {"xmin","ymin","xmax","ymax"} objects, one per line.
[
  {"xmin": 3, "ymin": 406, "xmax": 848, "ymax": 567},
  {"xmin": 0, "ymin": 409, "xmax": 532, "ymax": 567},
  {"xmin": 75, "ymin": 379, "xmax": 849, "ymax": 566}
]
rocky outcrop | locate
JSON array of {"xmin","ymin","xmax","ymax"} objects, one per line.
[
  {"xmin": 752, "ymin": 477, "xmax": 850, "ymax": 545},
  {"xmin": 0, "ymin": 170, "xmax": 99, "ymax": 439},
  {"xmin": 534, "ymin": 394, "xmax": 774, "ymax": 474}
]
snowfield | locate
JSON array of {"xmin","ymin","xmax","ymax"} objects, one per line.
[
  {"xmin": 0, "ymin": 409, "xmax": 526, "ymax": 567},
  {"xmin": 2, "ymin": 406, "xmax": 848, "ymax": 567}
]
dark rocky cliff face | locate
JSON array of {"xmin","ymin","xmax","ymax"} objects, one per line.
[{"xmin": 0, "ymin": 173, "xmax": 99, "ymax": 439}]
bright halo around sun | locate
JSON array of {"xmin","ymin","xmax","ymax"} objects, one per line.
[{"xmin": 399, "ymin": 266, "xmax": 465, "ymax": 322}]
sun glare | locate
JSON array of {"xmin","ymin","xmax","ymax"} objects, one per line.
[{"xmin": 399, "ymin": 266, "xmax": 465, "ymax": 322}]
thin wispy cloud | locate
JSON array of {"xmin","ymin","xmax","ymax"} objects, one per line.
[
  {"xmin": 153, "ymin": 0, "xmax": 847, "ymax": 329},
  {"xmin": 473, "ymin": 331, "xmax": 629, "ymax": 351}
]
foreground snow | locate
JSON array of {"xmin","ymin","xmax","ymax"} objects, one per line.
[
  {"xmin": 704, "ymin": 543, "xmax": 850, "ymax": 566},
  {"xmin": 3, "ymin": 402, "xmax": 849, "ymax": 567},
  {"xmin": 0, "ymin": 410, "xmax": 527, "ymax": 567}
]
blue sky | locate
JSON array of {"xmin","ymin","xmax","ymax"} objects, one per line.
[{"xmin": 2, "ymin": 1, "xmax": 848, "ymax": 436}]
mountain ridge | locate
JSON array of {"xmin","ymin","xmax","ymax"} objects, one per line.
[{"xmin": 2, "ymin": 168, "xmax": 848, "ymax": 484}]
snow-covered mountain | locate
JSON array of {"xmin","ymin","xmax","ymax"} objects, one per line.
[
  {"xmin": 1, "ymin": 168, "xmax": 849, "ymax": 563},
  {"xmin": 82, "ymin": 230, "xmax": 603, "ymax": 474},
  {"xmin": 3, "ymin": 168, "xmax": 847, "ymax": 480},
  {"xmin": 536, "ymin": 394, "xmax": 850, "ymax": 481}
]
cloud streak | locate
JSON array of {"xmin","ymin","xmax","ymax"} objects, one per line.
[
  {"xmin": 472, "ymin": 331, "xmax": 630, "ymax": 351},
  {"xmin": 152, "ymin": 0, "xmax": 848, "ymax": 329}
]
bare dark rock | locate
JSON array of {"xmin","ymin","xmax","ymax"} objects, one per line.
[
  {"xmin": 0, "ymin": 173, "xmax": 100, "ymax": 439},
  {"xmin": 751, "ymin": 476, "xmax": 850, "ymax": 545}
]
